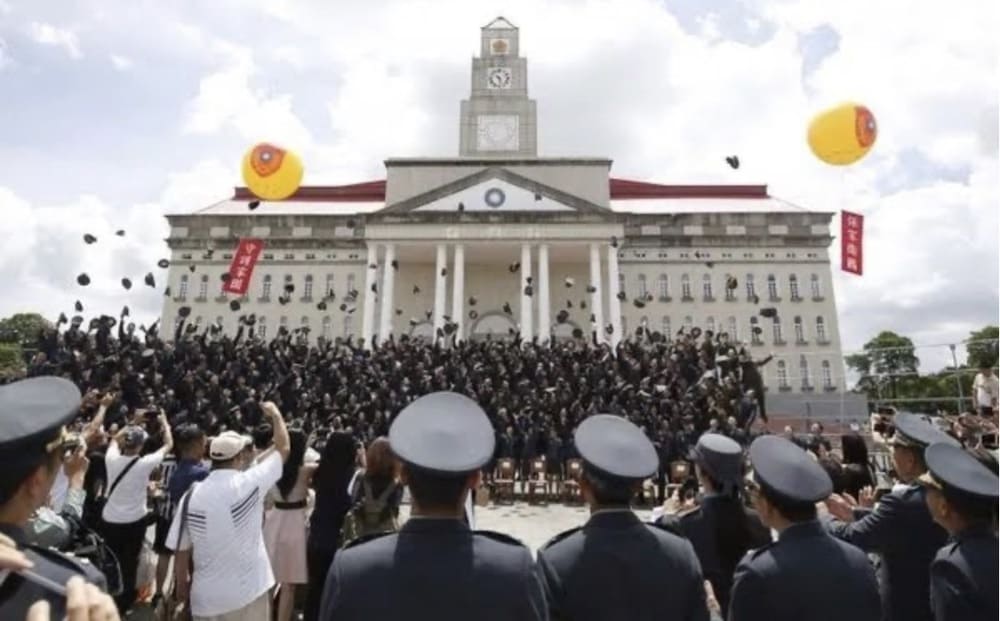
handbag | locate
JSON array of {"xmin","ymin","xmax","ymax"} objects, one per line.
[{"xmin": 63, "ymin": 516, "xmax": 124, "ymax": 597}]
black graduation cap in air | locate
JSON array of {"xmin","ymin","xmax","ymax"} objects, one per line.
[
  {"xmin": 204, "ymin": 249, "xmax": 215, "ymax": 260},
  {"xmin": 556, "ymin": 310, "xmax": 570, "ymax": 324},
  {"xmin": 457, "ymin": 202, "xmax": 465, "ymax": 212},
  {"xmin": 371, "ymin": 283, "xmax": 378, "ymax": 294},
  {"xmin": 409, "ymin": 318, "xmax": 419, "ymax": 326},
  {"xmin": 616, "ymin": 291, "xmax": 627, "ymax": 301},
  {"xmin": 144, "ymin": 273, "xmax": 156, "ymax": 288},
  {"xmin": 468, "ymin": 296, "xmax": 477, "ymax": 306},
  {"xmin": 752, "ymin": 326, "xmax": 763, "ymax": 336},
  {"xmin": 178, "ymin": 306, "xmax": 192, "ymax": 318},
  {"xmin": 396, "ymin": 308, "xmax": 403, "ymax": 316},
  {"xmin": 164, "ymin": 286, "xmax": 171, "ymax": 297},
  {"xmin": 121, "ymin": 306, "xmax": 129, "ymax": 317},
  {"xmin": 586, "ymin": 285, "xmax": 597, "ymax": 294},
  {"xmin": 726, "ymin": 276, "xmax": 738, "ymax": 290},
  {"xmin": 725, "ymin": 155, "xmax": 740, "ymax": 170},
  {"xmin": 230, "ymin": 300, "xmax": 241, "ymax": 312},
  {"xmin": 77, "ymin": 273, "xmax": 90, "ymax": 286},
  {"xmin": 220, "ymin": 273, "xmax": 231, "ymax": 283},
  {"xmin": 188, "ymin": 265, "xmax": 196, "ymax": 273},
  {"xmin": 284, "ymin": 283, "xmax": 295, "ymax": 294},
  {"xmin": 440, "ymin": 267, "xmax": 448, "ymax": 277},
  {"xmin": 115, "ymin": 230, "xmax": 125, "ymax": 237},
  {"xmin": 751, "ymin": 294, "xmax": 760, "ymax": 305},
  {"xmin": 705, "ymin": 261, "xmax": 715, "ymax": 268},
  {"xmin": 425, "ymin": 310, "xmax": 433, "ymax": 320},
  {"xmin": 566, "ymin": 300, "xmax": 573, "ymax": 309},
  {"xmin": 157, "ymin": 259, "xmax": 170, "ymax": 269},
  {"xmin": 317, "ymin": 301, "xmax": 327, "ymax": 311},
  {"xmin": 633, "ymin": 298, "xmax": 646, "ymax": 309},
  {"xmin": 279, "ymin": 296, "xmax": 290, "ymax": 306},
  {"xmin": 83, "ymin": 234, "xmax": 97, "ymax": 244},
  {"xmin": 368, "ymin": 263, "xmax": 377, "ymax": 270},
  {"xmin": 391, "ymin": 259, "xmax": 399, "ymax": 271},
  {"xmin": 413, "ymin": 285, "xmax": 420, "ymax": 294},
  {"xmin": 564, "ymin": 277, "xmax": 575, "ymax": 288},
  {"xmin": 121, "ymin": 277, "xmax": 132, "ymax": 290},
  {"xmin": 534, "ymin": 193, "xmax": 542, "ymax": 201},
  {"xmin": 580, "ymin": 300, "xmax": 587, "ymax": 309},
  {"xmin": 58, "ymin": 313, "xmax": 68, "ymax": 324},
  {"xmin": 759, "ymin": 307, "xmax": 778, "ymax": 319},
  {"xmin": 525, "ymin": 276, "xmax": 533, "ymax": 285},
  {"xmin": 74, "ymin": 300, "xmax": 83, "ymax": 312},
  {"xmin": 610, "ymin": 236, "xmax": 619, "ymax": 249},
  {"xmin": 605, "ymin": 324, "xmax": 614, "ymax": 335},
  {"xmin": 502, "ymin": 302, "xmax": 512, "ymax": 315},
  {"xmin": 248, "ymin": 200, "xmax": 260, "ymax": 211},
  {"xmin": 339, "ymin": 303, "xmax": 348, "ymax": 312},
  {"xmin": 508, "ymin": 263, "xmax": 520, "ymax": 273},
  {"xmin": 443, "ymin": 322, "xmax": 456, "ymax": 335},
  {"xmin": 346, "ymin": 219, "xmax": 357, "ymax": 229},
  {"xmin": 469, "ymin": 310, "xmax": 478, "ymax": 320}
]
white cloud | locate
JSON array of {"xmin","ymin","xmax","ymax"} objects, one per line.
[
  {"xmin": 28, "ymin": 22, "xmax": 83, "ymax": 59},
  {"xmin": 0, "ymin": 37, "xmax": 10, "ymax": 70},
  {"xmin": 0, "ymin": 1, "xmax": 10, "ymax": 14},
  {"xmin": 110, "ymin": 54, "xmax": 134, "ymax": 70}
]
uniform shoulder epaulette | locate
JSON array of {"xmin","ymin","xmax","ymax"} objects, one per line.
[
  {"xmin": 342, "ymin": 530, "xmax": 394, "ymax": 550},
  {"xmin": 538, "ymin": 526, "xmax": 583, "ymax": 550},
  {"xmin": 474, "ymin": 529, "xmax": 531, "ymax": 548}
]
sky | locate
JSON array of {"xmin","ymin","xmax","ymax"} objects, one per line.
[{"xmin": 0, "ymin": 0, "xmax": 996, "ymax": 373}]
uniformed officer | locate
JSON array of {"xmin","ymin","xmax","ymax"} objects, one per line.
[
  {"xmin": 0, "ymin": 376, "xmax": 111, "ymax": 619},
  {"xmin": 318, "ymin": 391, "xmax": 547, "ymax": 621},
  {"xmin": 657, "ymin": 433, "xmax": 771, "ymax": 613},
  {"xmin": 918, "ymin": 442, "xmax": 998, "ymax": 621},
  {"xmin": 536, "ymin": 415, "xmax": 709, "ymax": 621},
  {"xmin": 824, "ymin": 412, "xmax": 959, "ymax": 621},
  {"xmin": 730, "ymin": 435, "xmax": 880, "ymax": 621}
]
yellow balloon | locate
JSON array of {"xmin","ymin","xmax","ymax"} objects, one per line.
[
  {"xmin": 807, "ymin": 103, "xmax": 877, "ymax": 166},
  {"xmin": 241, "ymin": 143, "xmax": 304, "ymax": 200}
]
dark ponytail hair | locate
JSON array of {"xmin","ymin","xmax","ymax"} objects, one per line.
[{"xmin": 276, "ymin": 429, "xmax": 307, "ymax": 498}]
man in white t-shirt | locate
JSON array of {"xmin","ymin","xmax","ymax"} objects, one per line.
[
  {"xmin": 169, "ymin": 402, "xmax": 290, "ymax": 621},
  {"xmin": 101, "ymin": 411, "xmax": 173, "ymax": 613},
  {"xmin": 972, "ymin": 366, "xmax": 998, "ymax": 418}
]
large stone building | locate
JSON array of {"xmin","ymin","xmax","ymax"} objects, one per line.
[{"xmin": 163, "ymin": 17, "xmax": 849, "ymax": 400}]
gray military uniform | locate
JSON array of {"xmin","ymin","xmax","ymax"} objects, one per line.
[
  {"xmin": 929, "ymin": 525, "xmax": 998, "ymax": 621},
  {"xmin": 320, "ymin": 517, "xmax": 547, "ymax": 621},
  {"xmin": 537, "ymin": 510, "xmax": 709, "ymax": 621}
]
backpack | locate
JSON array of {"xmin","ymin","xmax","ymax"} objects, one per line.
[{"xmin": 340, "ymin": 479, "xmax": 399, "ymax": 545}]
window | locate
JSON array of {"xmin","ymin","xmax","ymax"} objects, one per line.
[
  {"xmin": 777, "ymin": 361, "xmax": 789, "ymax": 389},
  {"xmin": 218, "ymin": 276, "xmax": 227, "ymax": 296},
  {"xmin": 684, "ymin": 315, "xmax": 693, "ymax": 329},
  {"xmin": 811, "ymin": 273, "xmax": 822, "ymax": 299},
  {"xmin": 258, "ymin": 317, "xmax": 267, "ymax": 340},
  {"xmin": 800, "ymin": 356, "xmax": 811, "ymax": 389},
  {"xmin": 301, "ymin": 316, "xmax": 309, "ymax": 327},
  {"xmin": 794, "ymin": 316, "xmax": 805, "ymax": 343},
  {"xmin": 658, "ymin": 274, "xmax": 669, "ymax": 300},
  {"xmin": 767, "ymin": 274, "xmax": 779, "ymax": 300},
  {"xmin": 198, "ymin": 275, "xmax": 208, "ymax": 300},
  {"xmin": 750, "ymin": 317, "xmax": 762, "ymax": 344},
  {"xmin": 822, "ymin": 360, "xmax": 833, "ymax": 389},
  {"xmin": 706, "ymin": 316, "xmax": 716, "ymax": 333},
  {"xmin": 261, "ymin": 274, "xmax": 272, "ymax": 300},
  {"xmin": 772, "ymin": 317, "xmax": 784, "ymax": 344},
  {"xmin": 279, "ymin": 316, "xmax": 288, "ymax": 332},
  {"xmin": 284, "ymin": 274, "xmax": 293, "ymax": 290},
  {"xmin": 681, "ymin": 274, "xmax": 692, "ymax": 300},
  {"xmin": 284, "ymin": 253, "xmax": 295, "ymax": 260},
  {"xmin": 326, "ymin": 274, "xmax": 335, "ymax": 297},
  {"xmin": 789, "ymin": 274, "xmax": 800, "ymax": 300},
  {"xmin": 727, "ymin": 316, "xmax": 737, "ymax": 340},
  {"xmin": 816, "ymin": 316, "xmax": 828, "ymax": 343},
  {"xmin": 346, "ymin": 274, "xmax": 356, "ymax": 296},
  {"xmin": 724, "ymin": 274, "xmax": 737, "ymax": 301},
  {"xmin": 179, "ymin": 274, "xmax": 189, "ymax": 300},
  {"xmin": 745, "ymin": 274, "xmax": 755, "ymax": 300},
  {"xmin": 639, "ymin": 315, "xmax": 648, "ymax": 328},
  {"xmin": 662, "ymin": 316, "xmax": 671, "ymax": 336},
  {"xmin": 304, "ymin": 274, "xmax": 314, "ymax": 300},
  {"xmin": 621, "ymin": 316, "xmax": 627, "ymax": 335},
  {"xmin": 702, "ymin": 274, "xmax": 713, "ymax": 300},
  {"xmin": 322, "ymin": 316, "xmax": 332, "ymax": 339},
  {"xmin": 618, "ymin": 273, "xmax": 625, "ymax": 296},
  {"xmin": 343, "ymin": 315, "xmax": 353, "ymax": 336},
  {"xmin": 637, "ymin": 274, "xmax": 647, "ymax": 299}
]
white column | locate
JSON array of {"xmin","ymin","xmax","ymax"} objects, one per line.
[
  {"xmin": 520, "ymin": 243, "xmax": 533, "ymax": 339},
  {"xmin": 451, "ymin": 244, "xmax": 465, "ymax": 342},
  {"xmin": 589, "ymin": 243, "xmax": 605, "ymax": 343},
  {"xmin": 378, "ymin": 243, "xmax": 396, "ymax": 343},
  {"xmin": 606, "ymin": 243, "xmax": 622, "ymax": 347},
  {"xmin": 361, "ymin": 243, "xmax": 379, "ymax": 347},
  {"xmin": 433, "ymin": 243, "xmax": 447, "ymax": 337},
  {"xmin": 537, "ymin": 243, "xmax": 551, "ymax": 344}
]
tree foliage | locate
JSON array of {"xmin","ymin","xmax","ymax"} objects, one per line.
[
  {"xmin": 845, "ymin": 331, "xmax": 919, "ymax": 399},
  {"xmin": 966, "ymin": 325, "xmax": 999, "ymax": 370},
  {"xmin": 0, "ymin": 313, "xmax": 50, "ymax": 348}
]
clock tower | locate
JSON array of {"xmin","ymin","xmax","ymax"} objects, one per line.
[{"xmin": 459, "ymin": 16, "xmax": 538, "ymax": 157}]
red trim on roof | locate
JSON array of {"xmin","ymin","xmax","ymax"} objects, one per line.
[
  {"xmin": 609, "ymin": 178, "xmax": 768, "ymax": 199},
  {"xmin": 233, "ymin": 180, "xmax": 386, "ymax": 202}
]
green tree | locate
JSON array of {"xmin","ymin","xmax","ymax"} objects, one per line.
[
  {"xmin": 966, "ymin": 325, "xmax": 999, "ymax": 370},
  {"xmin": 845, "ymin": 331, "xmax": 920, "ymax": 400},
  {"xmin": 0, "ymin": 313, "xmax": 51, "ymax": 349},
  {"xmin": 0, "ymin": 342, "xmax": 25, "ymax": 379}
]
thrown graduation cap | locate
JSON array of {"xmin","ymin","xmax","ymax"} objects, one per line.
[
  {"xmin": 284, "ymin": 283, "xmax": 295, "ymax": 294},
  {"xmin": 726, "ymin": 276, "xmax": 738, "ymax": 290},
  {"xmin": 440, "ymin": 267, "xmax": 447, "ymax": 277},
  {"xmin": 751, "ymin": 294, "xmax": 760, "ymax": 305},
  {"xmin": 610, "ymin": 236, "xmax": 619, "ymax": 249},
  {"xmin": 409, "ymin": 318, "xmax": 419, "ymax": 326},
  {"xmin": 339, "ymin": 303, "xmax": 348, "ymax": 312},
  {"xmin": 425, "ymin": 310, "xmax": 433, "ymax": 320},
  {"xmin": 395, "ymin": 308, "xmax": 403, "ymax": 315},
  {"xmin": 566, "ymin": 300, "xmax": 573, "ymax": 308},
  {"xmin": 524, "ymin": 286, "xmax": 533, "ymax": 296},
  {"xmin": 413, "ymin": 285, "xmax": 421, "ymax": 294},
  {"xmin": 115, "ymin": 230, "xmax": 125, "ymax": 237},
  {"xmin": 586, "ymin": 285, "xmax": 597, "ymax": 294},
  {"xmin": 525, "ymin": 276, "xmax": 533, "ymax": 285},
  {"xmin": 564, "ymin": 277, "xmax": 575, "ymax": 288},
  {"xmin": 77, "ymin": 273, "xmax": 91, "ymax": 286},
  {"xmin": 164, "ymin": 286, "xmax": 171, "ymax": 297},
  {"xmin": 391, "ymin": 259, "xmax": 399, "ymax": 271},
  {"xmin": 502, "ymin": 302, "xmax": 512, "ymax": 315},
  {"xmin": 469, "ymin": 310, "xmax": 478, "ymax": 320},
  {"xmin": 580, "ymin": 300, "xmax": 587, "ymax": 309},
  {"xmin": 157, "ymin": 259, "xmax": 170, "ymax": 269},
  {"xmin": 83, "ymin": 234, "xmax": 97, "ymax": 244},
  {"xmin": 616, "ymin": 291, "xmax": 626, "ymax": 301},
  {"xmin": 605, "ymin": 323, "xmax": 614, "ymax": 335},
  {"xmin": 572, "ymin": 327, "xmax": 583, "ymax": 338},
  {"xmin": 368, "ymin": 263, "xmax": 377, "ymax": 269},
  {"xmin": 74, "ymin": 300, "xmax": 83, "ymax": 312},
  {"xmin": 633, "ymin": 298, "xmax": 646, "ymax": 309},
  {"xmin": 220, "ymin": 273, "xmax": 231, "ymax": 282},
  {"xmin": 188, "ymin": 265, "xmax": 196, "ymax": 273},
  {"xmin": 468, "ymin": 296, "xmax": 477, "ymax": 306},
  {"xmin": 121, "ymin": 305, "xmax": 129, "ymax": 317},
  {"xmin": 248, "ymin": 200, "xmax": 260, "ymax": 211},
  {"xmin": 725, "ymin": 155, "xmax": 740, "ymax": 170},
  {"xmin": 316, "ymin": 301, "xmax": 327, "ymax": 311},
  {"xmin": 121, "ymin": 277, "xmax": 132, "ymax": 290},
  {"xmin": 204, "ymin": 249, "xmax": 215, "ymax": 260},
  {"xmin": 705, "ymin": 261, "xmax": 715, "ymax": 268},
  {"xmin": 751, "ymin": 326, "xmax": 763, "ymax": 335},
  {"xmin": 556, "ymin": 310, "xmax": 570, "ymax": 323},
  {"xmin": 57, "ymin": 312, "xmax": 68, "ymax": 324},
  {"xmin": 443, "ymin": 322, "xmax": 456, "ymax": 335},
  {"xmin": 144, "ymin": 273, "xmax": 155, "ymax": 288},
  {"xmin": 346, "ymin": 219, "xmax": 357, "ymax": 228},
  {"xmin": 759, "ymin": 307, "xmax": 778, "ymax": 319},
  {"xmin": 508, "ymin": 262, "xmax": 520, "ymax": 273},
  {"xmin": 457, "ymin": 202, "xmax": 465, "ymax": 212},
  {"xmin": 279, "ymin": 296, "xmax": 290, "ymax": 306},
  {"xmin": 178, "ymin": 306, "xmax": 192, "ymax": 318},
  {"xmin": 229, "ymin": 300, "xmax": 241, "ymax": 312},
  {"xmin": 534, "ymin": 192, "xmax": 542, "ymax": 201},
  {"xmin": 371, "ymin": 283, "xmax": 378, "ymax": 294}
]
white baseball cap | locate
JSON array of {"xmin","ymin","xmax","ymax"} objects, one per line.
[{"xmin": 209, "ymin": 431, "xmax": 252, "ymax": 461}]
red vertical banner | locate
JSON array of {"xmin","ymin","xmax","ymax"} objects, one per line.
[
  {"xmin": 841, "ymin": 210, "xmax": 864, "ymax": 276},
  {"xmin": 222, "ymin": 239, "xmax": 264, "ymax": 295}
]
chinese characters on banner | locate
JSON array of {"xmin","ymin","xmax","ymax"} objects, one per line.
[
  {"xmin": 222, "ymin": 239, "xmax": 264, "ymax": 295},
  {"xmin": 841, "ymin": 210, "xmax": 864, "ymax": 276}
]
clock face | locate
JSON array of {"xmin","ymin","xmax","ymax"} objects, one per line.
[
  {"xmin": 476, "ymin": 115, "xmax": 519, "ymax": 151},
  {"xmin": 487, "ymin": 67, "xmax": 512, "ymax": 89}
]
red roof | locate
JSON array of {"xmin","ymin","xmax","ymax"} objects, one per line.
[{"xmin": 231, "ymin": 178, "xmax": 767, "ymax": 202}]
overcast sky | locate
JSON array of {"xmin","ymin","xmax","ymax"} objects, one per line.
[{"xmin": 0, "ymin": 0, "xmax": 996, "ymax": 372}]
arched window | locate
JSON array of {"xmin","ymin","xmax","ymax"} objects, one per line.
[
  {"xmin": 218, "ymin": 275, "xmax": 227, "ymax": 296},
  {"xmin": 637, "ymin": 274, "xmax": 647, "ymax": 299},
  {"xmin": 772, "ymin": 317, "xmax": 783, "ymax": 344},
  {"xmin": 794, "ymin": 316, "xmax": 805, "ymax": 343},
  {"xmin": 346, "ymin": 273, "xmax": 356, "ymax": 296},
  {"xmin": 706, "ymin": 316, "xmax": 716, "ymax": 333},
  {"xmin": 789, "ymin": 274, "xmax": 800, "ymax": 300},
  {"xmin": 749, "ymin": 316, "xmax": 761, "ymax": 343},
  {"xmin": 683, "ymin": 315, "xmax": 693, "ymax": 329},
  {"xmin": 727, "ymin": 316, "xmax": 737, "ymax": 340},
  {"xmin": 724, "ymin": 274, "xmax": 736, "ymax": 300},
  {"xmin": 283, "ymin": 274, "xmax": 293, "ymax": 295},
  {"xmin": 326, "ymin": 274, "xmax": 335, "ymax": 297},
  {"xmin": 745, "ymin": 274, "xmax": 756, "ymax": 300},
  {"xmin": 343, "ymin": 315, "xmax": 353, "ymax": 336},
  {"xmin": 662, "ymin": 316, "xmax": 671, "ymax": 336},
  {"xmin": 821, "ymin": 360, "xmax": 833, "ymax": 389},
  {"xmin": 618, "ymin": 273, "xmax": 625, "ymax": 296},
  {"xmin": 681, "ymin": 274, "xmax": 692, "ymax": 300},
  {"xmin": 816, "ymin": 316, "xmax": 827, "ymax": 343},
  {"xmin": 322, "ymin": 316, "xmax": 332, "ymax": 339},
  {"xmin": 777, "ymin": 361, "xmax": 789, "ymax": 388},
  {"xmin": 179, "ymin": 274, "xmax": 189, "ymax": 300},
  {"xmin": 304, "ymin": 274, "xmax": 314, "ymax": 300},
  {"xmin": 621, "ymin": 316, "xmax": 627, "ymax": 335},
  {"xmin": 800, "ymin": 355, "xmax": 811, "ymax": 388},
  {"xmin": 279, "ymin": 316, "xmax": 288, "ymax": 333},
  {"xmin": 198, "ymin": 274, "xmax": 209, "ymax": 300},
  {"xmin": 258, "ymin": 317, "xmax": 267, "ymax": 340},
  {"xmin": 767, "ymin": 274, "xmax": 778, "ymax": 300},
  {"xmin": 810, "ymin": 273, "xmax": 822, "ymax": 299},
  {"xmin": 658, "ymin": 274, "xmax": 669, "ymax": 299},
  {"xmin": 702, "ymin": 274, "xmax": 713, "ymax": 300},
  {"xmin": 261, "ymin": 274, "xmax": 272, "ymax": 300}
]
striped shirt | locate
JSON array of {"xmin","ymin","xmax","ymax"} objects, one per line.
[{"xmin": 167, "ymin": 452, "xmax": 283, "ymax": 617}]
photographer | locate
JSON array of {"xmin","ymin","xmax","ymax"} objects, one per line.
[{"xmin": 26, "ymin": 445, "xmax": 89, "ymax": 550}]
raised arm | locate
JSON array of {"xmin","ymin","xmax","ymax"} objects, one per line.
[{"xmin": 261, "ymin": 401, "xmax": 290, "ymax": 462}]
